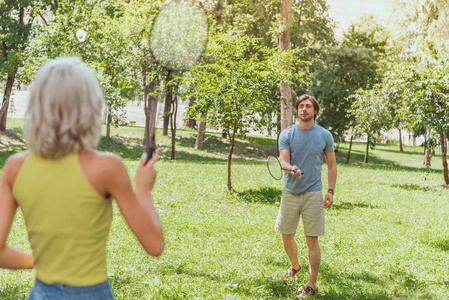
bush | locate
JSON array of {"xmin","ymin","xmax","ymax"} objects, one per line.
[{"xmin": 386, "ymin": 138, "xmax": 399, "ymax": 145}]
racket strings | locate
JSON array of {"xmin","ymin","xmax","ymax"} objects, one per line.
[
  {"xmin": 267, "ymin": 156, "xmax": 283, "ymax": 180},
  {"xmin": 150, "ymin": 0, "xmax": 208, "ymax": 71}
]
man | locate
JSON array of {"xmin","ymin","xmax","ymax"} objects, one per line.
[{"xmin": 276, "ymin": 94, "xmax": 337, "ymax": 298}]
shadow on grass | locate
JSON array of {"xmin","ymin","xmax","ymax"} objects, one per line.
[
  {"xmin": 317, "ymin": 263, "xmax": 432, "ymax": 299},
  {"xmin": 391, "ymin": 183, "xmax": 434, "ymax": 192},
  {"xmin": 97, "ymin": 135, "xmax": 268, "ymax": 165},
  {"xmin": 0, "ymin": 128, "xmax": 26, "ymax": 145},
  {"xmin": 158, "ymin": 262, "xmax": 301, "ymax": 298},
  {"xmin": 430, "ymin": 239, "xmax": 449, "ymax": 252},
  {"xmin": 235, "ymin": 187, "xmax": 282, "ymax": 205},
  {"xmin": 335, "ymin": 149, "xmax": 442, "ymax": 175},
  {"xmin": 109, "ymin": 272, "xmax": 146, "ymax": 299},
  {"xmin": 177, "ymin": 134, "xmax": 278, "ymax": 159},
  {"xmin": 161, "ymin": 148, "xmax": 227, "ymax": 164},
  {"xmin": 0, "ymin": 284, "xmax": 29, "ymax": 300},
  {"xmin": 330, "ymin": 201, "xmax": 377, "ymax": 210},
  {"xmin": 97, "ymin": 136, "xmax": 145, "ymax": 160}
]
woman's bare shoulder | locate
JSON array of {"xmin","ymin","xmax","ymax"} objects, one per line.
[
  {"xmin": 80, "ymin": 150, "xmax": 127, "ymax": 172},
  {"xmin": 2, "ymin": 150, "xmax": 32, "ymax": 183},
  {"xmin": 4, "ymin": 150, "xmax": 31, "ymax": 169}
]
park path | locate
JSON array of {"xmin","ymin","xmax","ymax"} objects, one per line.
[
  {"xmin": 5, "ymin": 90, "xmax": 424, "ymax": 144},
  {"xmin": 7, "ymin": 90, "xmax": 188, "ymax": 129}
]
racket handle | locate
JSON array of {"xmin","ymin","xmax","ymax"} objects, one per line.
[
  {"xmin": 292, "ymin": 169, "xmax": 305, "ymax": 175},
  {"xmin": 145, "ymin": 147, "xmax": 154, "ymax": 164},
  {"xmin": 145, "ymin": 134, "xmax": 156, "ymax": 165}
]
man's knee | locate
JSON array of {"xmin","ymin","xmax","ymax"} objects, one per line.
[
  {"xmin": 305, "ymin": 235, "xmax": 319, "ymax": 248},
  {"xmin": 282, "ymin": 233, "xmax": 296, "ymax": 243}
]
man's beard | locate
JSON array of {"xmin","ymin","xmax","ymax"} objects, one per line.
[{"xmin": 299, "ymin": 115, "xmax": 314, "ymax": 122}]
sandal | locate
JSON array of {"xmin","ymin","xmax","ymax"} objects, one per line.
[
  {"xmin": 280, "ymin": 265, "xmax": 301, "ymax": 281},
  {"xmin": 297, "ymin": 285, "xmax": 318, "ymax": 298}
]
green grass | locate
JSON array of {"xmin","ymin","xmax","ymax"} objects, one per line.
[{"xmin": 1, "ymin": 118, "xmax": 448, "ymax": 299}]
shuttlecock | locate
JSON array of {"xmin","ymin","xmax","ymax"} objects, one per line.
[{"xmin": 76, "ymin": 29, "xmax": 87, "ymax": 42}]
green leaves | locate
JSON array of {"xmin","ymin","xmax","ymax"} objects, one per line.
[
  {"xmin": 185, "ymin": 32, "xmax": 305, "ymax": 136},
  {"xmin": 349, "ymin": 85, "xmax": 394, "ymax": 139}
]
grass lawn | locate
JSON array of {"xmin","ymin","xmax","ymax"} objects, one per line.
[{"xmin": 1, "ymin": 119, "xmax": 448, "ymax": 299}]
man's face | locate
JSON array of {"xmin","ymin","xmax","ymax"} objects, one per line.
[{"xmin": 297, "ymin": 99, "xmax": 316, "ymax": 122}]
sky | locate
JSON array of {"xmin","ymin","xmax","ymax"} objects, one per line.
[{"xmin": 326, "ymin": 0, "xmax": 390, "ymax": 39}]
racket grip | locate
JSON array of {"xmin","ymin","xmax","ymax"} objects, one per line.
[
  {"xmin": 292, "ymin": 169, "xmax": 305, "ymax": 175},
  {"xmin": 145, "ymin": 137, "xmax": 156, "ymax": 165},
  {"xmin": 145, "ymin": 147, "xmax": 154, "ymax": 164},
  {"xmin": 145, "ymin": 142, "xmax": 156, "ymax": 164}
]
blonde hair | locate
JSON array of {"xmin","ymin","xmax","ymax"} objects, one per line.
[{"xmin": 24, "ymin": 57, "xmax": 104, "ymax": 159}]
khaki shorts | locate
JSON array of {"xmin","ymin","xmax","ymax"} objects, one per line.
[{"xmin": 275, "ymin": 190, "xmax": 325, "ymax": 236}]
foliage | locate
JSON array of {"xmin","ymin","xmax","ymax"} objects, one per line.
[
  {"xmin": 349, "ymin": 86, "xmax": 394, "ymax": 142},
  {"xmin": 186, "ymin": 33, "xmax": 304, "ymax": 135},
  {"xmin": 202, "ymin": 0, "xmax": 334, "ymax": 49},
  {"xmin": 401, "ymin": 65, "xmax": 449, "ymax": 136},
  {"xmin": 304, "ymin": 16, "xmax": 388, "ymax": 140},
  {"xmin": 21, "ymin": 0, "xmax": 155, "ymax": 127},
  {"xmin": 184, "ymin": 32, "xmax": 305, "ymax": 189},
  {"xmin": 0, "ymin": 1, "xmax": 35, "ymax": 77}
]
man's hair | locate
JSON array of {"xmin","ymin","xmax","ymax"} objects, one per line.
[
  {"xmin": 295, "ymin": 94, "xmax": 320, "ymax": 120},
  {"xmin": 23, "ymin": 57, "xmax": 104, "ymax": 159}
]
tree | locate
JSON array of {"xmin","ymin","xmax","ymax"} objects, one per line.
[
  {"xmin": 22, "ymin": 0, "xmax": 148, "ymax": 137},
  {"xmin": 304, "ymin": 15, "xmax": 388, "ymax": 142},
  {"xmin": 349, "ymin": 86, "xmax": 394, "ymax": 163},
  {"xmin": 185, "ymin": 33, "xmax": 304, "ymax": 190},
  {"xmin": 399, "ymin": 64, "xmax": 449, "ymax": 184},
  {"xmin": 0, "ymin": 0, "xmax": 35, "ymax": 131},
  {"xmin": 279, "ymin": 0, "xmax": 293, "ymax": 131},
  {"xmin": 115, "ymin": 0, "xmax": 162, "ymax": 144},
  {"xmin": 203, "ymin": 0, "xmax": 334, "ymax": 132}
]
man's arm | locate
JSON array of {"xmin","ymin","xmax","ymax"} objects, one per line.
[
  {"xmin": 279, "ymin": 148, "xmax": 302, "ymax": 178},
  {"xmin": 323, "ymin": 151, "xmax": 337, "ymax": 208}
]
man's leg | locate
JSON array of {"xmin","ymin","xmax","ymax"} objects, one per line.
[
  {"xmin": 305, "ymin": 235, "xmax": 320, "ymax": 290},
  {"xmin": 282, "ymin": 233, "xmax": 301, "ymax": 270}
]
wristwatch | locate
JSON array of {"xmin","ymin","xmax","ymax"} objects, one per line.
[{"xmin": 327, "ymin": 188, "xmax": 334, "ymax": 195}]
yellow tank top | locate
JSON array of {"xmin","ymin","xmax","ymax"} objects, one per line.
[{"xmin": 13, "ymin": 152, "xmax": 112, "ymax": 286}]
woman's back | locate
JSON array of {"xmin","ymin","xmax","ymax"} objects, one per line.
[{"xmin": 13, "ymin": 151, "xmax": 112, "ymax": 286}]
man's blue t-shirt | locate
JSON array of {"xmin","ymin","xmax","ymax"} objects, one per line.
[{"xmin": 278, "ymin": 124, "xmax": 334, "ymax": 194}]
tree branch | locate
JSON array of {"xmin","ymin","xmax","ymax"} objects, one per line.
[
  {"xmin": 38, "ymin": 11, "xmax": 48, "ymax": 26},
  {"xmin": 297, "ymin": 0, "xmax": 304, "ymax": 27}
]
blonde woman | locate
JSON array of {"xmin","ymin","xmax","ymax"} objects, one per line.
[{"xmin": 0, "ymin": 57, "xmax": 164, "ymax": 299}]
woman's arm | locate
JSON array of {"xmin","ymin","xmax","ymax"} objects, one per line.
[
  {"xmin": 0, "ymin": 156, "xmax": 34, "ymax": 269},
  {"xmin": 105, "ymin": 154, "xmax": 164, "ymax": 257}
]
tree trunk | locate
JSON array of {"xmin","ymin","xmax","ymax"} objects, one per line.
[
  {"xmin": 186, "ymin": 97, "xmax": 196, "ymax": 129},
  {"xmin": 195, "ymin": 113, "xmax": 206, "ymax": 150},
  {"xmin": 143, "ymin": 78, "xmax": 159, "ymax": 146},
  {"xmin": 423, "ymin": 148, "xmax": 430, "ymax": 166},
  {"xmin": 347, "ymin": 134, "xmax": 354, "ymax": 164},
  {"xmin": 439, "ymin": 131, "xmax": 449, "ymax": 185},
  {"xmin": 106, "ymin": 114, "xmax": 112, "ymax": 138},
  {"xmin": 227, "ymin": 119, "xmax": 238, "ymax": 191},
  {"xmin": 216, "ymin": 0, "xmax": 225, "ymax": 25},
  {"xmin": 279, "ymin": 0, "xmax": 293, "ymax": 131},
  {"xmin": 267, "ymin": 115, "xmax": 272, "ymax": 136},
  {"xmin": 170, "ymin": 84, "xmax": 180, "ymax": 160},
  {"xmin": 364, "ymin": 135, "xmax": 370, "ymax": 163},
  {"xmin": 0, "ymin": 74, "xmax": 15, "ymax": 131},
  {"xmin": 163, "ymin": 71, "xmax": 172, "ymax": 136},
  {"xmin": 399, "ymin": 128, "xmax": 403, "ymax": 152}
]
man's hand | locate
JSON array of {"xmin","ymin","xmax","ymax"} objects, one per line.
[
  {"xmin": 291, "ymin": 165, "xmax": 302, "ymax": 178},
  {"xmin": 324, "ymin": 192, "xmax": 333, "ymax": 208}
]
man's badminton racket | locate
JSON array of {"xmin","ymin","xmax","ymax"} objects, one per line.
[{"xmin": 267, "ymin": 155, "xmax": 304, "ymax": 180}]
